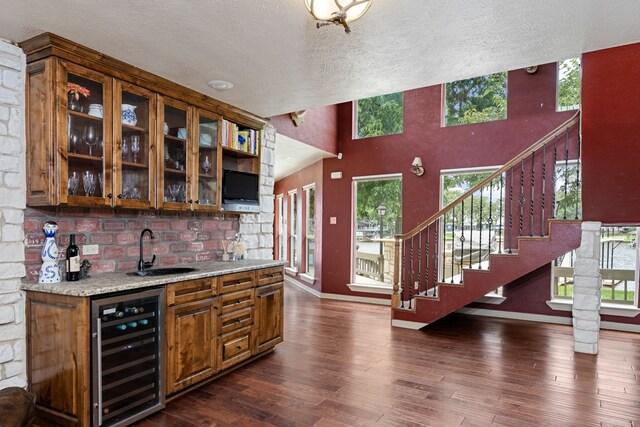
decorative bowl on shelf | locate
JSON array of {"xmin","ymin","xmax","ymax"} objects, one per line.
[{"xmin": 87, "ymin": 104, "xmax": 103, "ymax": 118}]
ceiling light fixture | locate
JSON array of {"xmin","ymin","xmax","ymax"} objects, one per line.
[
  {"xmin": 304, "ymin": 0, "xmax": 373, "ymax": 33},
  {"xmin": 207, "ymin": 80, "xmax": 234, "ymax": 90}
]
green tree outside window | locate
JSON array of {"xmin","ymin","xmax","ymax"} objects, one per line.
[
  {"xmin": 444, "ymin": 72, "xmax": 507, "ymax": 126},
  {"xmin": 356, "ymin": 92, "xmax": 404, "ymax": 138},
  {"xmin": 558, "ymin": 58, "xmax": 581, "ymax": 111}
]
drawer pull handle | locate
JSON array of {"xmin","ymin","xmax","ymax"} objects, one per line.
[
  {"xmin": 236, "ymin": 319, "xmax": 241, "ymax": 323},
  {"xmin": 236, "ymin": 299, "xmax": 241, "ymax": 304},
  {"xmin": 236, "ymin": 280, "xmax": 242, "ymax": 284},
  {"xmin": 236, "ymin": 345, "xmax": 242, "ymax": 350}
]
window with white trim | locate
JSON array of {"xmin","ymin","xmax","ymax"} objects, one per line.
[
  {"xmin": 276, "ymin": 195, "xmax": 285, "ymax": 261},
  {"xmin": 289, "ymin": 191, "xmax": 298, "ymax": 270},
  {"xmin": 557, "ymin": 58, "xmax": 581, "ymax": 111},
  {"xmin": 304, "ymin": 185, "xmax": 316, "ymax": 277},
  {"xmin": 552, "ymin": 226, "xmax": 638, "ymax": 306}
]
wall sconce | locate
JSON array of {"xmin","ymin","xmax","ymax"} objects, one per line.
[
  {"xmin": 410, "ymin": 157, "xmax": 424, "ymax": 176},
  {"xmin": 304, "ymin": 0, "xmax": 373, "ymax": 33}
]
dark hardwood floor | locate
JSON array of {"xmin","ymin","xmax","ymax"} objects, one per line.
[{"xmin": 137, "ymin": 283, "xmax": 640, "ymax": 426}]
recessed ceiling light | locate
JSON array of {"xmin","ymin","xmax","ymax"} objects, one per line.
[{"xmin": 207, "ymin": 80, "xmax": 234, "ymax": 90}]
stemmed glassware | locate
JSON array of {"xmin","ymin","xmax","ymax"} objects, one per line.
[
  {"xmin": 68, "ymin": 172, "xmax": 79, "ymax": 196},
  {"xmin": 69, "ymin": 131, "xmax": 80, "ymax": 154},
  {"xmin": 168, "ymin": 184, "xmax": 181, "ymax": 202},
  {"xmin": 82, "ymin": 171, "xmax": 96, "ymax": 197},
  {"xmin": 202, "ymin": 155, "xmax": 212, "ymax": 174},
  {"xmin": 130, "ymin": 135, "xmax": 141, "ymax": 163},
  {"xmin": 83, "ymin": 124, "xmax": 98, "ymax": 156},
  {"xmin": 122, "ymin": 137, "xmax": 129, "ymax": 161}
]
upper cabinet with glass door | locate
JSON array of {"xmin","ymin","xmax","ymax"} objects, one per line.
[
  {"xmin": 63, "ymin": 62, "xmax": 113, "ymax": 207},
  {"xmin": 158, "ymin": 97, "xmax": 191, "ymax": 210},
  {"xmin": 113, "ymin": 81, "xmax": 156, "ymax": 209},
  {"xmin": 192, "ymin": 109, "xmax": 220, "ymax": 210}
]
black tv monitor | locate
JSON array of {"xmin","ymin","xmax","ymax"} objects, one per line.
[{"xmin": 222, "ymin": 170, "xmax": 259, "ymax": 204}]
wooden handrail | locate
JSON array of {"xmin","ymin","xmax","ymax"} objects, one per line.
[{"xmin": 396, "ymin": 111, "xmax": 580, "ymax": 240}]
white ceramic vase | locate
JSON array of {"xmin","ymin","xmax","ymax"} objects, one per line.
[
  {"xmin": 121, "ymin": 104, "xmax": 138, "ymax": 126},
  {"xmin": 39, "ymin": 222, "xmax": 61, "ymax": 283}
]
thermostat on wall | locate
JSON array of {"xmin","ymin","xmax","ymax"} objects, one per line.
[{"xmin": 330, "ymin": 172, "xmax": 342, "ymax": 179}]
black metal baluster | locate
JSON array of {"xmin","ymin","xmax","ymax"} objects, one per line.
[
  {"xmin": 417, "ymin": 230, "xmax": 422, "ymax": 295},
  {"xmin": 519, "ymin": 159, "xmax": 525, "ymax": 237},
  {"xmin": 425, "ymin": 224, "xmax": 430, "ymax": 295},
  {"xmin": 479, "ymin": 186, "xmax": 483, "ymax": 268},
  {"xmin": 564, "ymin": 128, "xmax": 569, "ymax": 219},
  {"xmin": 469, "ymin": 194, "xmax": 474, "ymax": 269},
  {"xmin": 409, "ymin": 236, "xmax": 414, "ymax": 309},
  {"xmin": 541, "ymin": 144, "xmax": 546, "ymax": 236},
  {"xmin": 508, "ymin": 169, "xmax": 513, "ymax": 254},
  {"xmin": 424, "ymin": 225, "xmax": 431, "ymax": 295},
  {"xmin": 499, "ymin": 173, "xmax": 504, "ymax": 254},
  {"xmin": 488, "ymin": 180, "xmax": 494, "ymax": 258},
  {"xmin": 433, "ymin": 220, "xmax": 439, "ymax": 293},
  {"xmin": 575, "ymin": 133, "xmax": 581, "ymax": 219},
  {"xmin": 451, "ymin": 206, "xmax": 455, "ymax": 283},
  {"xmin": 530, "ymin": 151, "xmax": 535, "ymax": 237},
  {"xmin": 401, "ymin": 240, "xmax": 406, "ymax": 308}
]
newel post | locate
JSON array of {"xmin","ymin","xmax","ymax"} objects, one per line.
[{"xmin": 391, "ymin": 236, "xmax": 401, "ymax": 311}]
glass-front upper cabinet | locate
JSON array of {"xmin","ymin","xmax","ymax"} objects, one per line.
[
  {"xmin": 113, "ymin": 81, "xmax": 156, "ymax": 209},
  {"xmin": 193, "ymin": 110, "xmax": 219, "ymax": 210},
  {"xmin": 158, "ymin": 97, "xmax": 191, "ymax": 210},
  {"xmin": 62, "ymin": 62, "xmax": 112, "ymax": 206}
]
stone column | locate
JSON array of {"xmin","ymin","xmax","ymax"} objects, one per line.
[
  {"xmin": 572, "ymin": 221, "xmax": 601, "ymax": 354},
  {"xmin": 0, "ymin": 39, "xmax": 27, "ymax": 388},
  {"xmin": 239, "ymin": 124, "xmax": 275, "ymax": 259}
]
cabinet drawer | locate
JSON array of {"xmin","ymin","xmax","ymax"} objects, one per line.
[
  {"xmin": 217, "ymin": 271, "xmax": 255, "ymax": 294},
  {"xmin": 218, "ymin": 306, "xmax": 253, "ymax": 335},
  {"xmin": 167, "ymin": 278, "xmax": 216, "ymax": 306},
  {"xmin": 256, "ymin": 267, "xmax": 284, "ymax": 286},
  {"xmin": 218, "ymin": 326, "xmax": 252, "ymax": 371},
  {"xmin": 219, "ymin": 288, "xmax": 254, "ymax": 315}
]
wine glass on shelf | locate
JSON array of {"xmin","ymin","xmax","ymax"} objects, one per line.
[
  {"xmin": 83, "ymin": 124, "xmax": 98, "ymax": 156},
  {"xmin": 68, "ymin": 172, "xmax": 79, "ymax": 196},
  {"xmin": 168, "ymin": 184, "xmax": 180, "ymax": 202},
  {"xmin": 202, "ymin": 155, "xmax": 212, "ymax": 174},
  {"xmin": 130, "ymin": 135, "xmax": 141, "ymax": 163},
  {"xmin": 98, "ymin": 173, "xmax": 103, "ymax": 197},
  {"xmin": 82, "ymin": 171, "xmax": 96, "ymax": 197},
  {"xmin": 69, "ymin": 131, "xmax": 80, "ymax": 154},
  {"xmin": 122, "ymin": 137, "xmax": 129, "ymax": 161}
]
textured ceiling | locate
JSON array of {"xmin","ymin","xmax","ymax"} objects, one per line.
[{"xmin": 1, "ymin": 0, "xmax": 640, "ymax": 118}]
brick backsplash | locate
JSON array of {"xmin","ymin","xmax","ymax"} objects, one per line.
[{"xmin": 24, "ymin": 206, "xmax": 240, "ymax": 281}]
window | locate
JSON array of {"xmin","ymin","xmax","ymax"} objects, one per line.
[
  {"xmin": 444, "ymin": 72, "xmax": 507, "ymax": 126},
  {"xmin": 276, "ymin": 195, "xmax": 285, "ymax": 261},
  {"xmin": 554, "ymin": 160, "xmax": 581, "ymax": 220},
  {"xmin": 352, "ymin": 175, "xmax": 402, "ymax": 286},
  {"xmin": 355, "ymin": 92, "xmax": 403, "ymax": 138},
  {"xmin": 289, "ymin": 191, "xmax": 298, "ymax": 270},
  {"xmin": 440, "ymin": 167, "xmax": 504, "ymax": 284},
  {"xmin": 304, "ymin": 185, "xmax": 316, "ymax": 277},
  {"xmin": 552, "ymin": 226, "xmax": 638, "ymax": 306},
  {"xmin": 557, "ymin": 58, "xmax": 581, "ymax": 111}
]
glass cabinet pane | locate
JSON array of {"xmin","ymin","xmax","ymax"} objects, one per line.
[
  {"xmin": 119, "ymin": 89, "xmax": 152, "ymax": 204},
  {"xmin": 162, "ymin": 103, "xmax": 189, "ymax": 205},
  {"xmin": 66, "ymin": 72, "xmax": 106, "ymax": 200},
  {"xmin": 195, "ymin": 114, "xmax": 218, "ymax": 208}
]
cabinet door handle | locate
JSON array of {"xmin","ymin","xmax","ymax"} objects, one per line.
[
  {"xmin": 195, "ymin": 199, "xmax": 200, "ymax": 204},
  {"xmin": 188, "ymin": 199, "xmax": 193, "ymax": 204},
  {"xmin": 107, "ymin": 193, "xmax": 112, "ymax": 199},
  {"xmin": 117, "ymin": 194, "xmax": 123, "ymax": 199}
]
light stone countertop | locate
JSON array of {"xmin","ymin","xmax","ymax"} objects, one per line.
[{"xmin": 21, "ymin": 259, "xmax": 286, "ymax": 297}]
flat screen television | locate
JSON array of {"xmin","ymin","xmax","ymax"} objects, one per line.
[{"xmin": 222, "ymin": 169, "xmax": 259, "ymax": 205}]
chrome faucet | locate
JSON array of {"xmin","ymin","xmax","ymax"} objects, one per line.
[{"xmin": 138, "ymin": 228, "xmax": 156, "ymax": 272}]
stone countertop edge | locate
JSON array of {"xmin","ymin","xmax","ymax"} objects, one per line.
[{"xmin": 21, "ymin": 259, "xmax": 286, "ymax": 297}]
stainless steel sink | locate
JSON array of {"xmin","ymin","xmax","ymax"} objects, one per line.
[{"xmin": 128, "ymin": 267, "xmax": 198, "ymax": 277}]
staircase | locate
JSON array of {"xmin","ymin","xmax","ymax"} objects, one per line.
[{"xmin": 392, "ymin": 112, "xmax": 582, "ymax": 327}]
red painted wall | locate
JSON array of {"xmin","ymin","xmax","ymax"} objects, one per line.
[
  {"xmin": 321, "ymin": 63, "xmax": 575, "ymax": 296},
  {"xmin": 270, "ymin": 106, "xmax": 339, "ymax": 154},
  {"xmin": 274, "ymin": 160, "xmax": 323, "ymax": 292},
  {"xmin": 24, "ymin": 207, "xmax": 239, "ymax": 281},
  {"xmin": 582, "ymin": 42, "xmax": 640, "ymax": 223}
]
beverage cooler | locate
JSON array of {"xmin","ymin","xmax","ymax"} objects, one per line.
[{"xmin": 91, "ymin": 287, "xmax": 165, "ymax": 426}]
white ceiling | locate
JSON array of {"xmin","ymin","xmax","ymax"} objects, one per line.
[
  {"xmin": 274, "ymin": 133, "xmax": 334, "ymax": 181},
  {"xmin": 1, "ymin": 1, "xmax": 640, "ymax": 119}
]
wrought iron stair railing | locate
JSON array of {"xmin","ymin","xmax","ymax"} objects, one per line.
[{"xmin": 392, "ymin": 112, "xmax": 581, "ymax": 310}]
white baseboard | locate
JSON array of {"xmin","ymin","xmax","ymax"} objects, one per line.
[{"xmin": 285, "ymin": 276, "xmax": 390, "ymax": 306}]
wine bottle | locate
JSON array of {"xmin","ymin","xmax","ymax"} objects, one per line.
[{"xmin": 65, "ymin": 233, "xmax": 80, "ymax": 281}]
